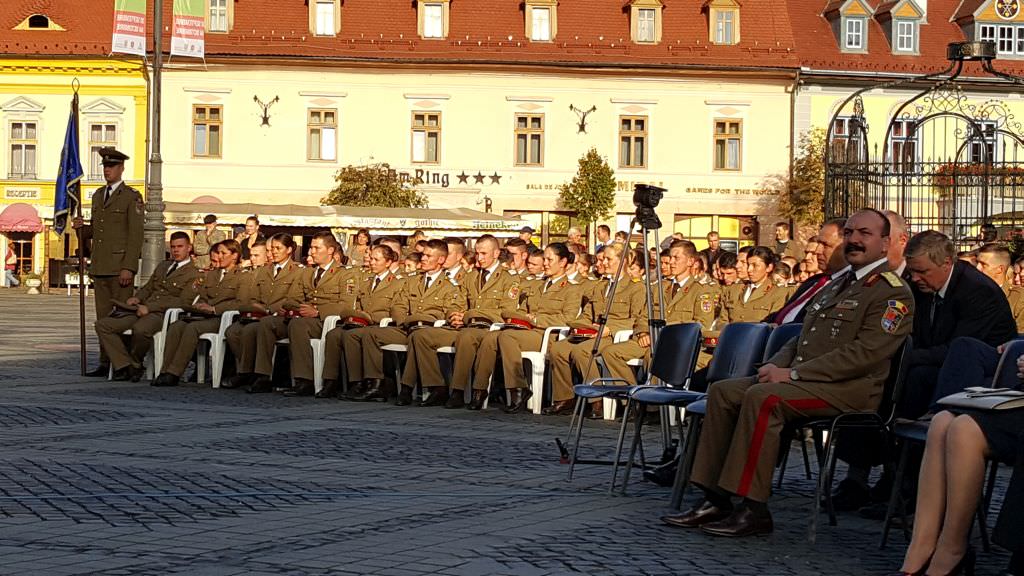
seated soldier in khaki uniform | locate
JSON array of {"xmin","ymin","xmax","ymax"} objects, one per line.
[
  {"xmin": 152, "ymin": 240, "xmax": 245, "ymax": 387},
  {"xmin": 602, "ymin": 240, "xmax": 721, "ymax": 390},
  {"xmin": 346, "ymin": 239, "xmax": 464, "ymax": 404},
  {"xmin": 545, "ymin": 242, "xmax": 647, "ymax": 415},
  {"xmin": 321, "ymin": 244, "xmax": 405, "ymax": 399},
  {"xmin": 402, "ymin": 235, "xmax": 520, "ymax": 409},
  {"xmin": 95, "ymin": 232, "xmax": 199, "ymax": 381},
  {"xmin": 281, "ymin": 232, "xmax": 361, "ymax": 397},
  {"xmin": 224, "ymin": 233, "xmax": 303, "ymax": 390},
  {"xmin": 975, "ymin": 242, "xmax": 1024, "ymax": 333},
  {"xmin": 496, "ymin": 242, "xmax": 584, "ymax": 414},
  {"xmin": 664, "ymin": 209, "xmax": 913, "ymax": 538}
]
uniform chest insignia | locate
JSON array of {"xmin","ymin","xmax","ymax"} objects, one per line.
[
  {"xmin": 346, "ymin": 283, "xmax": 356, "ymax": 295},
  {"xmin": 882, "ymin": 272, "xmax": 903, "ymax": 287},
  {"xmin": 508, "ymin": 286, "xmax": 519, "ymax": 299},
  {"xmin": 683, "ymin": 284, "xmax": 693, "ymax": 294},
  {"xmin": 881, "ymin": 300, "xmax": 909, "ymax": 334},
  {"xmin": 837, "ymin": 299, "xmax": 859, "ymax": 310},
  {"xmin": 864, "ymin": 274, "xmax": 881, "ymax": 287},
  {"xmin": 560, "ymin": 280, "xmax": 568, "ymax": 288},
  {"xmin": 699, "ymin": 293, "xmax": 715, "ymax": 313},
  {"xmin": 765, "ymin": 284, "xmax": 773, "ymax": 292}
]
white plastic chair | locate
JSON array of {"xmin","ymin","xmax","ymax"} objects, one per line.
[
  {"xmin": 522, "ymin": 326, "xmax": 570, "ymax": 415},
  {"xmin": 595, "ymin": 329, "xmax": 634, "ymax": 420},
  {"xmin": 309, "ymin": 315, "xmax": 342, "ymax": 393},
  {"xmin": 381, "ymin": 319, "xmax": 447, "ymax": 400},
  {"xmin": 197, "ymin": 310, "xmax": 240, "ymax": 388},
  {"xmin": 109, "ymin": 307, "xmax": 181, "ymax": 381}
]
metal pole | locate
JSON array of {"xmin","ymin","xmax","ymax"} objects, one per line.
[
  {"xmin": 73, "ymin": 88, "xmax": 87, "ymax": 376},
  {"xmin": 141, "ymin": 0, "xmax": 166, "ymax": 282}
]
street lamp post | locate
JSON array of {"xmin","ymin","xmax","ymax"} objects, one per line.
[{"xmin": 141, "ymin": 0, "xmax": 165, "ymax": 281}]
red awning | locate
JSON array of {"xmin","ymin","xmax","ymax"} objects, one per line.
[{"xmin": 0, "ymin": 203, "xmax": 43, "ymax": 233}]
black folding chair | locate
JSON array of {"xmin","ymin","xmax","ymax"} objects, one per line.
[
  {"xmin": 566, "ymin": 322, "xmax": 703, "ymax": 488},
  {"xmin": 662, "ymin": 322, "xmax": 775, "ymax": 507},
  {"xmin": 880, "ymin": 338, "xmax": 1024, "ymax": 549}
]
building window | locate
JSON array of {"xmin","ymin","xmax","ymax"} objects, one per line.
[
  {"xmin": 315, "ymin": 0, "xmax": 335, "ymax": 36},
  {"xmin": 1000, "ymin": 25, "xmax": 1015, "ymax": 54},
  {"xmin": 845, "ymin": 17, "xmax": 865, "ymax": 50},
  {"xmin": 969, "ymin": 121, "xmax": 998, "ymax": 164},
  {"xmin": 192, "ymin": 105, "xmax": 222, "ymax": 158},
  {"xmin": 88, "ymin": 123, "xmax": 118, "ymax": 180},
  {"xmin": 980, "ymin": 23, "xmax": 996, "ymax": 45},
  {"xmin": 28, "ymin": 15, "xmax": 49, "ymax": 28},
  {"xmin": 412, "ymin": 112, "xmax": 441, "ymax": 164},
  {"xmin": 714, "ymin": 10, "xmax": 736, "ymax": 45},
  {"xmin": 419, "ymin": 1, "xmax": 449, "ymax": 39},
  {"xmin": 619, "ymin": 116, "xmax": 647, "ymax": 168},
  {"xmin": 531, "ymin": 7, "xmax": 551, "ymax": 41},
  {"xmin": 889, "ymin": 119, "xmax": 919, "ymax": 170},
  {"xmin": 636, "ymin": 8, "xmax": 657, "ymax": 42},
  {"xmin": 308, "ymin": 109, "xmax": 337, "ymax": 162},
  {"xmin": 713, "ymin": 120, "xmax": 742, "ymax": 171},
  {"xmin": 9, "ymin": 122, "xmax": 36, "ymax": 179},
  {"xmin": 515, "ymin": 114, "xmax": 544, "ymax": 166},
  {"xmin": 895, "ymin": 20, "xmax": 916, "ymax": 52},
  {"xmin": 209, "ymin": 0, "xmax": 228, "ymax": 32},
  {"xmin": 831, "ymin": 116, "xmax": 865, "ymax": 163}
]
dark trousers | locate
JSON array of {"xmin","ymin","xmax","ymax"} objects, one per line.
[{"xmin": 927, "ymin": 336, "xmax": 1000, "ymax": 410}]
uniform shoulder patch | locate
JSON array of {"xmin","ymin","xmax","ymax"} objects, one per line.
[
  {"xmin": 881, "ymin": 300, "xmax": 909, "ymax": 334},
  {"xmin": 508, "ymin": 286, "xmax": 520, "ymax": 300},
  {"xmin": 881, "ymin": 271, "xmax": 903, "ymax": 288},
  {"xmin": 864, "ymin": 274, "xmax": 881, "ymax": 287}
]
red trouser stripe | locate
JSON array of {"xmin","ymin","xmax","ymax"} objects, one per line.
[{"xmin": 736, "ymin": 395, "xmax": 832, "ymax": 497}]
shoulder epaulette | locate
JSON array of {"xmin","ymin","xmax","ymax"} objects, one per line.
[
  {"xmin": 448, "ymin": 277, "xmax": 459, "ymax": 287},
  {"xmin": 881, "ymin": 271, "xmax": 903, "ymax": 288}
]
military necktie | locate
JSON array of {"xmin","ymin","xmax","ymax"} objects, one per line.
[
  {"xmin": 372, "ymin": 276, "xmax": 381, "ymax": 292},
  {"xmin": 105, "ymin": 185, "xmax": 113, "ymax": 204},
  {"xmin": 165, "ymin": 262, "xmax": 178, "ymax": 278},
  {"xmin": 274, "ymin": 264, "xmax": 282, "ymax": 278},
  {"xmin": 670, "ymin": 282, "xmax": 680, "ymax": 299},
  {"xmin": 424, "ymin": 275, "xmax": 433, "ymax": 291},
  {"xmin": 479, "ymin": 269, "xmax": 489, "ymax": 290},
  {"xmin": 313, "ymin": 267, "xmax": 325, "ymax": 287},
  {"xmin": 544, "ymin": 279, "xmax": 554, "ymax": 293}
]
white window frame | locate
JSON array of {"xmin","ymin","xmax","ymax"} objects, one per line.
[
  {"xmin": 980, "ymin": 23, "xmax": 997, "ymax": 45},
  {"xmin": 308, "ymin": 109, "xmax": 337, "ymax": 162},
  {"xmin": 531, "ymin": 7, "xmax": 551, "ymax": 41},
  {"xmin": 209, "ymin": 0, "xmax": 228, "ymax": 32},
  {"xmin": 637, "ymin": 8, "xmax": 656, "ymax": 43},
  {"xmin": 831, "ymin": 116, "xmax": 866, "ymax": 163},
  {"xmin": 715, "ymin": 10, "xmax": 735, "ymax": 45},
  {"xmin": 8, "ymin": 121, "xmax": 37, "ymax": 179},
  {"xmin": 88, "ymin": 123, "xmax": 118, "ymax": 181},
  {"xmin": 845, "ymin": 17, "xmax": 865, "ymax": 50},
  {"xmin": 888, "ymin": 119, "xmax": 920, "ymax": 170},
  {"xmin": 895, "ymin": 20, "xmax": 915, "ymax": 52},
  {"xmin": 999, "ymin": 24, "xmax": 1016, "ymax": 54},
  {"xmin": 423, "ymin": 3, "xmax": 444, "ymax": 38},
  {"xmin": 969, "ymin": 121, "xmax": 999, "ymax": 164},
  {"xmin": 315, "ymin": 0, "xmax": 335, "ymax": 36}
]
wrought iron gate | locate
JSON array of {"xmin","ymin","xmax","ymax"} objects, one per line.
[{"xmin": 825, "ymin": 42, "xmax": 1024, "ymax": 246}]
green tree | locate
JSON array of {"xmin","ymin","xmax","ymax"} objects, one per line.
[
  {"xmin": 778, "ymin": 127, "xmax": 826, "ymax": 226},
  {"xmin": 557, "ymin": 148, "xmax": 616, "ymax": 227},
  {"xmin": 321, "ymin": 163, "xmax": 428, "ymax": 208}
]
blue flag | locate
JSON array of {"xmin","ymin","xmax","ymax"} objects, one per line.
[{"xmin": 54, "ymin": 97, "xmax": 84, "ymax": 235}]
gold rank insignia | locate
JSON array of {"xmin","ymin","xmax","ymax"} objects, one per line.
[
  {"xmin": 881, "ymin": 300, "xmax": 909, "ymax": 334},
  {"xmin": 881, "ymin": 272, "xmax": 903, "ymax": 287}
]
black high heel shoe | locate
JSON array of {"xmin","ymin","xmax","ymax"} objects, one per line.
[
  {"xmin": 943, "ymin": 547, "xmax": 976, "ymax": 576},
  {"xmin": 891, "ymin": 554, "xmax": 931, "ymax": 576}
]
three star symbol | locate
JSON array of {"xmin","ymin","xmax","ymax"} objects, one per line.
[
  {"xmin": 489, "ymin": 173, "xmax": 502, "ymax": 185},
  {"xmin": 457, "ymin": 172, "xmax": 470, "ymax": 185},
  {"xmin": 473, "ymin": 172, "xmax": 486, "ymax": 185}
]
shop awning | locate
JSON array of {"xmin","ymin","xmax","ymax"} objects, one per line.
[
  {"xmin": 163, "ymin": 202, "xmax": 524, "ymax": 235},
  {"xmin": 0, "ymin": 203, "xmax": 43, "ymax": 233}
]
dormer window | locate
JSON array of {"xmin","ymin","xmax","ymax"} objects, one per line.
[
  {"xmin": 895, "ymin": 20, "xmax": 916, "ymax": 51},
  {"xmin": 845, "ymin": 17, "xmax": 866, "ymax": 50},
  {"xmin": 630, "ymin": 0, "xmax": 663, "ymax": 44},
  {"xmin": 705, "ymin": 0, "xmax": 741, "ymax": 45},
  {"xmin": 313, "ymin": 0, "xmax": 339, "ymax": 36},
  {"xmin": 418, "ymin": 0, "xmax": 450, "ymax": 39},
  {"xmin": 207, "ymin": 0, "xmax": 235, "ymax": 33},
  {"xmin": 526, "ymin": 0, "xmax": 557, "ymax": 42},
  {"xmin": 28, "ymin": 15, "xmax": 48, "ymax": 28}
]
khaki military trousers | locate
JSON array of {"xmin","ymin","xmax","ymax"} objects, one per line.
[
  {"xmin": 497, "ymin": 329, "xmax": 546, "ymax": 390},
  {"xmin": 690, "ymin": 376, "xmax": 839, "ymax": 503},
  {"xmin": 548, "ymin": 338, "xmax": 614, "ymax": 402},
  {"xmin": 225, "ymin": 320, "xmax": 260, "ymax": 374},
  {"xmin": 95, "ymin": 312, "xmax": 164, "ymax": 370},
  {"xmin": 402, "ymin": 327, "xmax": 457, "ymax": 388},
  {"xmin": 288, "ymin": 317, "xmax": 325, "ymax": 381},
  {"xmin": 92, "ymin": 275, "xmax": 134, "ymax": 364},
  {"xmin": 322, "ymin": 326, "xmax": 347, "ymax": 381},
  {"xmin": 254, "ymin": 316, "xmax": 290, "ymax": 376},
  {"xmin": 344, "ymin": 326, "xmax": 406, "ymax": 381},
  {"xmin": 452, "ymin": 328, "xmax": 500, "ymax": 391},
  {"xmin": 163, "ymin": 317, "xmax": 221, "ymax": 377},
  {"xmin": 602, "ymin": 339, "xmax": 649, "ymax": 386}
]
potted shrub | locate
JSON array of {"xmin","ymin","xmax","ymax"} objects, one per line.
[{"xmin": 21, "ymin": 273, "xmax": 42, "ymax": 294}]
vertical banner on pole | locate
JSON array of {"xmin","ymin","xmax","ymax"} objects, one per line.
[
  {"xmin": 171, "ymin": 0, "xmax": 205, "ymax": 58},
  {"xmin": 111, "ymin": 0, "xmax": 147, "ymax": 56}
]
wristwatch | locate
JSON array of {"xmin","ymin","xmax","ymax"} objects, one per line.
[{"xmin": 790, "ymin": 369, "xmax": 800, "ymax": 381}]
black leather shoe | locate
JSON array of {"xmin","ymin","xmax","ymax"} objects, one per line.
[
  {"xmin": 341, "ymin": 380, "xmax": 366, "ymax": 400},
  {"xmin": 151, "ymin": 373, "xmax": 180, "ymax": 387},
  {"xmin": 419, "ymin": 386, "xmax": 449, "ymax": 407},
  {"xmin": 644, "ymin": 461, "xmax": 679, "ymax": 487},
  {"xmin": 829, "ymin": 478, "xmax": 871, "ymax": 512},
  {"xmin": 129, "ymin": 366, "xmax": 146, "ymax": 383},
  {"xmin": 444, "ymin": 389, "xmax": 466, "ymax": 409},
  {"xmin": 282, "ymin": 378, "xmax": 315, "ymax": 397},
  {"xmin": 395, "ymin": 385, "xmax": 414, "ymax": 406},
  {"xmin": 542, "ymin": 399, "xmax": 574, "ymax": 416},
  {"xmin": 111, "ymin": 366, "xmax": 132, "ymax": 381},
  {"xmin": 585, "ymin": 401, "xmax": 605, "ymax": 420},
  {"xmin": 466, "ymin": 390, "xmax": 487, "ymax": 411},
  {"xmin": 503, "ymin": 389, "xmax": 533, "ymax": 414},
  {"xmin": 351, "ymin": 379, "xmax": 389, "ymax": 402},
  {"xmin": 222, "ymin": 373, "xmax": 254, "ymax": 390},
  {"xmin": 662, "ymin": 500, "xmax": 733, "ymax": 528},
  {"xmin": 85, "ymin": 365, "xmax": 110, "ymax": 378},
  {"xmin": 245, "ymin": 377, "xmax": 274, "ymax": 394},
  {"xmin": 315, "ymin": 379, "xmax": 339, "ymax": 399},
  {"xmin": 701, "ymin": 506, "xmax": 773, "ymax": 538}
]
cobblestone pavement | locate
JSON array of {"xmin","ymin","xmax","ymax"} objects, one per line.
[{"xmin": 0, "ymin": 291, "xmax": 1014, "ymax": 575}]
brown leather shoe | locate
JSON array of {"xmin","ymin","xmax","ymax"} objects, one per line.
[
  {"xmin": 503, "ymin": 389, "xmax": 533, "ymax": 414},
  {"xmin": 661, "ymin": 500, "xmax": 733, "ymax": 528},
  {"xmin": 444, "ymin": 389, "xmax": 466, "ymax": 409},
  {"xmin": 341, "ymin": 380, "xmax": 367, "ymax": 400},
  {"xmin": 466, "ymin": 390, "xmax": 487, "ymax": 411},
  {"xmin": 701, "ymin": 506, "xmax": 773, "ymax": 538},
  {"xmin": 282, "ymin": 378, "xmax": 315, "ymax": 397},
  {"xmin": 418, "ymin": 386, "xmax": 449, "ymax": 407},
  {"xmin": 245, "ymin": 376, "xmax": 274, "ymax": 394},
  {"xmin": 314, "ymin": 379, "xmax": 338, "ymax": 399},
  {"xmin": 542, "ymin": 399, "xmax": 575, "ymax": 416}
]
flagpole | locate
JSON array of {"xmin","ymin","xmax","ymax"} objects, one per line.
[
  {"xmin": 141, "ymin": 0, "xmax": 165, "ymax": 282},
  {"xmin": 72, "ymin": 81, "xmax": 87, "ymax": 376}
]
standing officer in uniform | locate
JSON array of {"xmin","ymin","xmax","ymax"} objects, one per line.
[
  {"xmin": 663, "ymin": 209, "xmax": 913, "ymax": 537},
  {"xmin": 346, "ymin": 239, "xmax": 463, "ymax": 404},
  {"xmin": 225, "ymin": 233, "xmax": 303, "ymax": 390},
  {"xmin": 73, "ymin": 147, "xmax": 144, "ymax": 376},
  {"xmin": 192, "ymin": 214, "xmax": 226, "ymax": 270},
  {"xmin": 281, "ymin": 232, "xmax": 360, "ymax": 397},
  {"xmin": 402, "ymin": 235, "xmax": 519, "ymax": 408},
  {"xmin": 323, "ymin": 244, "xmax": 404, "ymax": 399},
  {"xmin": 94, "ymin": 232, "xmax": 199, "ymax": 381},
  {"xmin": 153, "ymin": 240, "xmax": 243, "ymax": 386}
]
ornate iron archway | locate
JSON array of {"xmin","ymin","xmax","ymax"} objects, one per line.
[{"xmin": 825, "ymin": 42, "xmax": 1024, "ymax": 246}]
